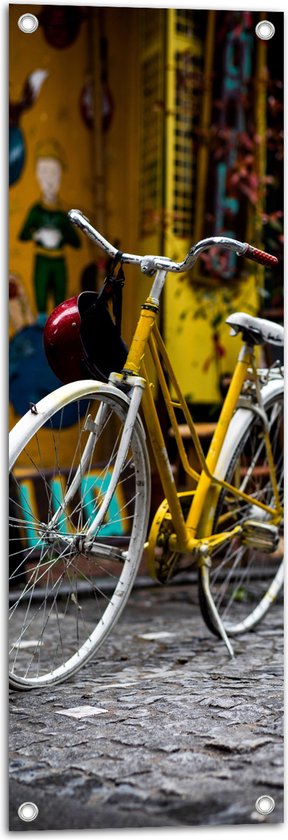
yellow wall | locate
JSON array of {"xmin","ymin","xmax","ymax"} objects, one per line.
[
  {"xmin": 9, "ymin": 6, "xmax": 143, "ymax": 452},
  {"xmin": 9, "ymin": 4, "xmax": 94, "ymax": 319},
  {"xmin": 162, "ymin": 9, "xmax": 263, "ymax": 405},
  {"xmin": 9, "ymin": 6, "xmax": 267, "ymax": 432},
  {"xmin": 9, "ymin": 6, "xmax": 97, "ymax": 470},
  {"xmin": 164, "ymin": 274, "xmax": 258, "ymax": 404},
  {"xmin": 98, "ymin": 8, "xmax": 144, "ymax": 345}
]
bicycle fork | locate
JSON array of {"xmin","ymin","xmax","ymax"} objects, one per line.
[
  {"xmin": 84, "ymin": 378, "xmax": 146, "ymax": 541},
  {"xmin": 44, "ymin": 381, "xmax": 145, "ymax": 548}
]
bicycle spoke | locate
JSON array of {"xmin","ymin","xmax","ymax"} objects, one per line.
[
  {"xmin": 9, "ymin": 388, "xmax": 149, "ymax": 686},
  {"xmin": 201, "ymin": 391, "xmax": 284, "ymax": 635}
]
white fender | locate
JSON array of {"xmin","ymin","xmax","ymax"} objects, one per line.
[
  {"xmin": 203, "ymin": 376, "xmax": 284, "ymax": 635},
  {"xmin": 214, "ymin": 377, "xmax": 284, "ymax": 481},
  {"xmin": 9, "ymin": 379, "xmax": 145, "ymax": 469}
]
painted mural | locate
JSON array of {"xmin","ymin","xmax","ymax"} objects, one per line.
[
  {"xmin": 163, "ymin": 9, "xmax": 283, "ymax": 406},
  {"xmin": 18, "ymin": 139, "xmax": 80, "ymax": 321},
  {"xmin": 196, "ymin": 12, "xmax": 265, "ymax": 280},
  {"xmin": 9, "ymin": 4, "xmax": 95, "ymax": 431},
  {"xmin": 9, "ymin": 68, "xmax": 48, "ymax": 186},
  {"xmin": 9, "ymin": 6, "xmax": 283, "ymax": 423}
]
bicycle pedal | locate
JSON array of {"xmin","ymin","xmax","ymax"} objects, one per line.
[{"xmin": 242, "ymin": 519, "xmax": 279, "ymax": 553}]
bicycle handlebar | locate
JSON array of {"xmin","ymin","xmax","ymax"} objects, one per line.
[{"xmin": 68, "ymin": 209, "xmax": 278, "ymax": 275}]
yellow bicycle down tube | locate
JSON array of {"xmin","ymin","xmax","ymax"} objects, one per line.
[
  {"xmin": 122, "ymin": 297, "xmax": 191, "ymax": 549},
  {"xmin": 141, "ymin": 361, "xmax": 191, "ymax": 552}
]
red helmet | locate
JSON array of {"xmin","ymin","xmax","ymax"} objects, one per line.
[{"xmin": 44, "ymin": 291, "xmax": 127, "ymax": 384}]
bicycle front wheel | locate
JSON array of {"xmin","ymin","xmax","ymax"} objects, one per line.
[
  {"xmin": 199, "ymin": 381, "xmax": 284, "ymax": 636},
  {"xmin": 9, "ymin": 380, "xmax": 150, "ymax": 689}
]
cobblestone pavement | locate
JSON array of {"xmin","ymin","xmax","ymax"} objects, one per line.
[{"xmin": 9, "ymin": 581, "xmax": 283, "ymax": 831}]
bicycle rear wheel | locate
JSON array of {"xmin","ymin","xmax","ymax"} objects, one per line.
[
  {"xmin": 199, "ymin": 382, "xmax": 284, "ymax": 636},
  {"xmin": 9, "ymin": 381, "xmax": 150, "ymax": 688}
]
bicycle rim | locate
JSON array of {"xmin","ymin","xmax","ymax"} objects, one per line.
[
  {"xmin": 9, "ymin": 384, "xmax": 150, "ymax": 688},
  {"xmin": 199, "ymin": 388, "xmax": 284, "ymax": 636}
]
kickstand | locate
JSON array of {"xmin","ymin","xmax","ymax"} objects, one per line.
[{"xmin": 201, "ymin": 564, "xmax": 234, "ymax": 659}]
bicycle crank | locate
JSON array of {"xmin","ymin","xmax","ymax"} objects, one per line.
[{"xmin": 146, "ymin": 493, "xmax": 195, "ymax": 583}]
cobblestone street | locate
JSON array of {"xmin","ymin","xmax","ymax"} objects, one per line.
[{"xmin": 9, "ymin": 580, "xmax": 283, "ymax": 831}]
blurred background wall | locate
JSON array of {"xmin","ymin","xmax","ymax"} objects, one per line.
[{"xmin": 9, "ymin": 6, "xmax": 283, "ymax": 432}]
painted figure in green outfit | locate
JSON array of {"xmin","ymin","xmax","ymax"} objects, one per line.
[{"xmin": 19, "ymin": 139, "xmax": 80, "ymax": 322}]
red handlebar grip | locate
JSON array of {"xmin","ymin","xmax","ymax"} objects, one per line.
[{"xmin": 245, "ymin": 245, "xmax": 278, "ymax": 267}]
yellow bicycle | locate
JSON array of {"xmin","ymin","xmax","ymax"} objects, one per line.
[{"xmin": 9, "ymin": 209, "xmax": 284, "ymax": 688}]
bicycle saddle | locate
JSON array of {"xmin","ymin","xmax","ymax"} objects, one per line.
[{"xmin": 226, "ymin": 312, "xmax": 284, "ymax": 346}]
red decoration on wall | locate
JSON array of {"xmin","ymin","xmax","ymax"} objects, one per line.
[{"xmin": 39, "ymin": 5, "xmax": 83, "ymax": 49}]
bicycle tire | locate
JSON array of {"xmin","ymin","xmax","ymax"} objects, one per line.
[
  {"xmin": 198, "ymin": 380, "xmax": 284, "ymax": 636},
  {"xmin": 9, "ymin": 380, "xmax": 151, "ymax": 688}
]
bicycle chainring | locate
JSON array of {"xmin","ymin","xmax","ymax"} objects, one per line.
[{"xmin": 145, "ymin": 492, "xmax": 195, "ymax": 584}]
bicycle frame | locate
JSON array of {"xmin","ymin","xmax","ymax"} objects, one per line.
[
  {"xmin": 64, "ymin": 213, "xmax": 282, "ymax": 560},
  {"xmin": 109, "ymin": 270, "xmax": 282, "ymax": 557}
]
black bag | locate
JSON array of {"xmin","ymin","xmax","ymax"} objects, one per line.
[{"xmin": 78, "ymin": 258, "xmax": 128, "ymax": 382}]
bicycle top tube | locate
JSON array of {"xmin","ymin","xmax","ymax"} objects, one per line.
[{"xmin": 68, "ymin": 208, "xmax": 278, "ymax": 275}]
